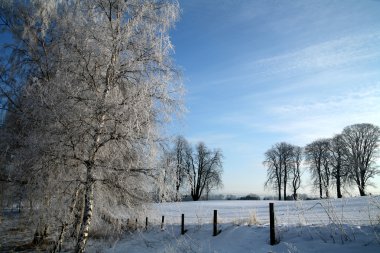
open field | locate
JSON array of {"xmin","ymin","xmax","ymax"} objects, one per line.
[
  {"xmin": 147, "ymin": 196, "xmax": 380, "ymax": 225},
  {"xmin": 1, "ymin": 196, "xmax": 380, "ymax": 252},
  {"xmin": 87, "ymin": 196, "xmax": 380, "ymax": 253}
]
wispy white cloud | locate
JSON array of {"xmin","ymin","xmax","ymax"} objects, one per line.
[
  {"xmin": 263, "ymin": 83, "xmax": 380, "ymax": 144},
  {"xmin": 216, "ymin": 83, "xmax": 380, "ymax": 146},
  {"xmin": 247, "ymin": 32, "xmax": 380, "ymax": 80},
  {"xmin": 271, "ymin": 84, "xmax": 380, "ymax": 115},
  {"xmin": 188, "ymin": 31, "xmax": 380, "ymax": 99}
]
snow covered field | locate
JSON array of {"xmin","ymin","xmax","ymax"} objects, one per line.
[{"xmin": 88, "ymin": 196, "xmax": 380, "ymax": 253}]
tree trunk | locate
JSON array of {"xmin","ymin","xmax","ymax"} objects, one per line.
[
  {"xmin": 53, "ymin": 187, "xmax": 80, "ymax": 252},
  {"xmin": 336, "ymin": 169, "xmax": 342, "ymax": 198},
  {"xmin": 175, "ymin": 185, "xmax": 181, "ymax": 202},
  {"xmin": 53, "ymin": 223, "xmax": 67, "ymax": 253},
  {"xmin": 277, "ymin": 179, "xmax": 282, "ymax": 200},
  {"xmin": 283, "ymin": 166, "xmax": 287, "ymax": 200},
  {"xmin": 318, "ymin": 171, "xmax": 323, "ymax": 199},
  {"xmin": 75, "ymin": 179, "xmax": 94, "ymax": 253},
  {"xmin": 72, "ymin": 192, "xmax": 85, "ymax": 241},
  {"xmin": 191, "ymin": 191, "xmax": 200, "ymax": 201},
  {"xmin": 358, "ymin": 186, "xmax": 366, "ymax": 196},
  {"xmin": 359, "ymin": 170, "xmax": 366, "ymax": 196}
]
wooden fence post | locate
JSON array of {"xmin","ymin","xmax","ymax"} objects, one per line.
[
  {"xmin": 145, "ymin": 217, "xmax": 148, "ymax": 230},
  {"xmin": 269, "ymin": 203, "xmax": 276, "ymax": 245},
  {"xmin": 213, "ymin": 210, "xmax": 218, "ymax": 236},
  {"xmin": 135, "ymin": 218, "xmax": 138, "ymax": 230},
  {"xmin": 161, "ymin": 216, "xmax": 165, "ymax": 230},
  {"xmin": 181, "ymin": 214, "xmax": 186, "ymax": 235}
]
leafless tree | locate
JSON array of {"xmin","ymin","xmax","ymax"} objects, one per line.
[
  {"xmin": 0, "ymin": 1, "xmax": 181, "ymax": 252},
  {"xmin": 204, "ymin": 166, "xmax": 223, "ymax": 200},
  {"xmin": 328, "ymin": 134, "xmax": 350, "ymax": 198},
  {"xmin": 264, "ymin": 147, "xmax": 282, "ymax": 200},
  {"xmin": 342, "ymin": 123, "xmax": 380, "ymax": 196},
  {"xmin": 305, "ymin": 139, "xmax": 331, "ymax": 199},
  {"xmin": 290, "ymin": 146, "xmax": 303, "ymax": 200},
  {"xmin": 263, "ymin": 142, "xmax": 294, "ymax": 200},
  {"xmin": 183, "ymin": 142, "xmax": 223, "ymax": 201}
]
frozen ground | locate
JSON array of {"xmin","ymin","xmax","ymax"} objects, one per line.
[{"xmin": 87, "ymin": 196, "xmax": 380, "ymax": 253}]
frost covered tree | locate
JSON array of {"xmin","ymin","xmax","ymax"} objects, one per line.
[
  {"xmin": 154, "ymin": 144, "xmax": 178, "ymax": 202},
  {"xmin": 172, "ymin": 135, "xmax": 191, "ymax": 201},
  {"xmin": 342, "ymin": 123, "xmax": 380, "ymax": 196},
  {"xmin": 0, "ymin": 0, "xmax": 181, "ymax": 252},
  {"xmin": 154, "ymin": 136, "xmax": 190, "ymax": 202}
]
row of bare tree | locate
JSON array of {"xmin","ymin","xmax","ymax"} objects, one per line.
[
  {"xmin": 156, "ymin": 136, "xmax": 223, "ymax": 201},
  {"xmin": 264, "ymin": 123, "xmax": 380, "ymax": 200},
  {"xmin": 0, "ymin": 1, "xmax": 181, "ymax": 252}
]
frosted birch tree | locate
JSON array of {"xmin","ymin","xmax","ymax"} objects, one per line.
[{"xmin": 0, "ymin": 0, "xmax": 181, "ymax": 252}]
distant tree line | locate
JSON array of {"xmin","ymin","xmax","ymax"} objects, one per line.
[
  {"xmin": 263, "ymin": 123, "xmax": 380, "ymax": 200},
  {"xmin": 191, "ymin": 193, "xmax": 316, "ymax": 201},
  {"xmin": 155, "ymin": 136, "xmax": 223, "ymax": 201}
]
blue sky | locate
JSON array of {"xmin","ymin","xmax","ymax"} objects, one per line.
[{"xmin": 170, "ymin": 0, "xmax": 380, "ymax": 196}]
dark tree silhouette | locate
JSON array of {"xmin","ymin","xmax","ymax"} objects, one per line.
[
  {"xmin": 264, "ymin": 142, "xmax": 295, "ymax": 200},
  {"xmin": 305, "ymin": 139, "xmax": 331, "ymax": 199},
  {"xmin": 329, "ymin": 134, "xmax": 349, "ymax": 198},
  {"xmin": 342, "ymin": 123, "xmax": 380, "ymax": 196},
  {"xmin": 184, "ymin": 142, "xmax": 223, "ymax": 201}
]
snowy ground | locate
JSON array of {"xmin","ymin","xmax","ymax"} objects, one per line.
[{"xmin": 87, "ymin": 196, "xmax": 380, "ymax": 253}]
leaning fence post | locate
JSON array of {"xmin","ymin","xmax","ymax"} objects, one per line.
[
  {"xmin": 269, "ymin": 203, "xmax": 276, "ymax": 245},
  {"xmin": 161, "ymin": 216, "xmax": 165, "ymax": 230},
  {"xmin": 213, "ymin": 210, "xmax": 218, "ymax": 236},
  {"xmin": 181, "ymin": 214, "xmax": 186, "ymax": 235}
]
